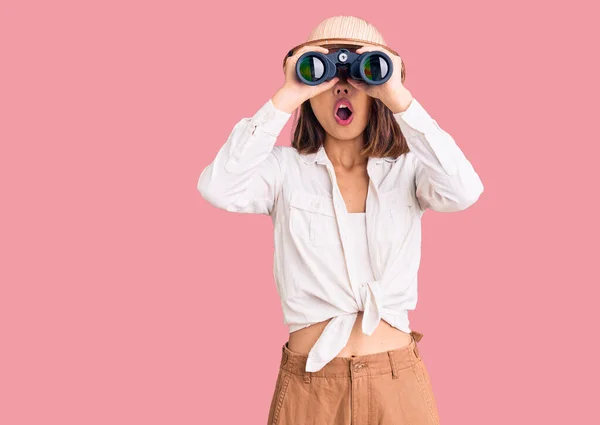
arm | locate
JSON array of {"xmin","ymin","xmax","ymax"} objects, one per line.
[
  {"xmin": 393, "ymin": 98, "xmax": 484, "ymax": 212},
  {"xmin": 197, "ymin": 97, "xmax": 292, "ymax": 216},
  {"xmin": 344, "ymin": 46, "xmax": 483, "ymax": 213}
]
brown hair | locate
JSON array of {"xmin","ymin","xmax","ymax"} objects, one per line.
[{"xmin": 290, "ymin": 97, "xmax": 410, "ymax": 160}]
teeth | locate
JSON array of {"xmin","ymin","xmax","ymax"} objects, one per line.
[{"xmin": 338, "ymin": 105, "xmax": 348, "ymax": 109}]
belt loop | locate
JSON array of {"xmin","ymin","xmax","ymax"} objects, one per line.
[
  {"xmin": 281, "ymin": 344, "xmax": 289, "ymax": 368},
  {"xmin": 303, "ymin": 371, "xmax": 311, "ymax": 384},
  {"xmin": 387, "ymin": 351, "xmax": 399, "ymax": 379},
  {"xmin": 410, "ymin": 330, "xmax": 424, "ymax": 343},
  {"xmin": 410, "ymin": 330, "xmax": 423, "ymax": 362}
]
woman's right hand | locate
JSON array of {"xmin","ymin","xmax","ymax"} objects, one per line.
[{"xmin": 272, "ymin": 45, "xmax": 340, "ymax": 114}]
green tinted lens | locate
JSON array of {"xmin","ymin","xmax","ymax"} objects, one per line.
[
  {"xmin": 299, "ymin": 56, "xmax": 325, "ymax": 82},
  {"xmin": 363, "ymin": 55, "xmax": 389, "ymax": 81}
]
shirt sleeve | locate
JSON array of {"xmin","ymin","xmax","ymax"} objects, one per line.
[
  {"xmin": 393, "ymin": 98, "xmax": 484, "ymax": 212},
  {"xmin": 197, "ymin": 98, "xmax": 292, "ymax": 216}
]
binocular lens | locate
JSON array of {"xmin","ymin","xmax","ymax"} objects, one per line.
[
  {"xmin": 363, "ymin": 55, "xmax": 390, "ymax": 82},
  {"xmin": 298, "ymin": 56, "xmax": 325, "ymax": 83},
  {"xmin": 294, "ymin": 48, "xmax": 393, "ymax": 86}
]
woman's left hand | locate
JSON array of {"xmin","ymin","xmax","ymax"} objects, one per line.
[{"xmin": 346, "ymin": 46, "xmax": 414, "ymax": 114}]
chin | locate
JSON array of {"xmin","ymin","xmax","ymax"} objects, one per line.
[
  {"xmin": 329, "ymin": 129, "xmax": 363, "ymax": 140},
  {"xmin": 336, "ymin": 122, "xmax": 367, "ymax": 135}
]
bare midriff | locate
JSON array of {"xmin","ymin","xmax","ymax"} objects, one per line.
[{"xmin": 287, "ymin": 311, "xmax": 413, "ymax": 357}]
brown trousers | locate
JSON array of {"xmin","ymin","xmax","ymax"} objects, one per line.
[{"xmin": 267, "ymin": 330, "xmax": 440, "ymax": 425}]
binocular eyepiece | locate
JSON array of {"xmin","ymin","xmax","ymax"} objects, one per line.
[{"xmin": 294, "ymin": 48, "xmax": 393, "ymax": 86}]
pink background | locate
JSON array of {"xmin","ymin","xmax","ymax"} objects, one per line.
[{"xmin": 1, "ymin": 0, "xmax": 598, "ymax": 423}]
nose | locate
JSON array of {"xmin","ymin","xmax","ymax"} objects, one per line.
[
  {"xmin": 337, "ymin": 67, "xmax": 350, "ymax": 80},
  {"xmin": 334, "ymin": 68, "xmax": 350, "ymax": 94}
]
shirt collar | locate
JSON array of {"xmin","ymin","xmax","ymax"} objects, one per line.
[{"xmin": 299, "ymin": 144, "xmax": 399, "ymax": 165}]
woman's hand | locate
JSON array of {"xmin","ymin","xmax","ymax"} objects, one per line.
[
  {"xmin": 273, "ymin": 46, "xmax": 340, "ymax": 114},
  {"xmin": 346, "ymin": 46, "xmax": 414, "ymax": 114}
]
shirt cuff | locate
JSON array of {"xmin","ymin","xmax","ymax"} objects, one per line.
[{"xmin": 248, "ymin": 98, "xmax": 293, "ymax": 138}]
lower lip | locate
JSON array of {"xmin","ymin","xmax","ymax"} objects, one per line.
[{"xmin": 334, "ymin": 111, "xmax": 354, "ymax": 126}]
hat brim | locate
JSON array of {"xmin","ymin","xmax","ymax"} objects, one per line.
[{"xmin": 282, "ymin": 37, "xmax": 399, "ymax": 68}]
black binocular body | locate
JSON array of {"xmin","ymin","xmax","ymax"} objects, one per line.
[{"xmin": 294, "ymin": 48, "xmax": 393, "ymax": 86}]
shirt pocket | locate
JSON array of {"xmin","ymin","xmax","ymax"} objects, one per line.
[
  {"xmin": 379, "ymin": 189, "xmax": 414, "ymax": 241},
  {"xmin": 289, "ymin": 190, "xmax": 341, "ymax": 247}
]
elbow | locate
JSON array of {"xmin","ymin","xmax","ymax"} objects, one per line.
[
  {"xmin": 197, "ymin": 167, "xmax": 211, "ymax": 199},
  {"xmin": 197, "ymin": 168, "xmax": 229, "ymax": 210},
  {"xmin": 422, "ymin": 167, "xmax": 484, "ymax": 213},
  {"xmin": 431, "ymin": 179, "xmax": 483, "ymax": 212},
  {"xmin": 198, "ymin": 181, "xmax": 232, "ymax": 211},
  {"xmin": 454, "ymin": 178, "xmax": 484, "ymax": 211},
  {"xmin": 197, "ymin": 177, "xmax": 212, "ymax": 204}
]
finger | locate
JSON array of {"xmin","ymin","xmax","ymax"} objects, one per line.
[
  {"xmin": 355, "ymin": 45, "xmax": 380, "ymax": 54},
  {"xmin": 296, "ymin": 45, "xmax": 329, "ymax": 57},
  {"xmin": 306, "ymin": 45, "xmax": 329, "ymax": 53},
  {"xmin": 314, "ymin": 77, "xmax": 340, "ymax": 96},
  {"xmin": 314, "ymin": 77, "xmax": 340, "ymax": 93},
  {"xmin": 356, "ymin": 45, "xmax": 395, "ymax": 58},
  {"xmin": 322, "ymin": 77, "xmax": 339, "ymax": 88},
  {"xmin": 347, "ymin": 78, "xmax": 366, "ymax": 91},
  {"xmin": 348, "ymin": 77, "xmax": 366, "ymax": 86}
]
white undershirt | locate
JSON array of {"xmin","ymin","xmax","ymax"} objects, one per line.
[{"xmin": 345, "ymin": 212, "xmax": 376, "ymax": 286}]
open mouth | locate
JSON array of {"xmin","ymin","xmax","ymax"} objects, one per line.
[
  {"xmin": 336, "ymin": 106, "xmax": 352, "ymax": 121},
  {"xmin": 334, "ymin": 99, "xmax": 354, "ymax": 125}
]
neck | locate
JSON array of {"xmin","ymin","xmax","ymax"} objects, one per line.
[{"xmin": 323, "ymin": 135, "xmax": 368, "ymax": 169}]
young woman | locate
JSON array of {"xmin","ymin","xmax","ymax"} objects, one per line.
[{"xmin": 198, "ymin": 15, "xmax": 483, "ymax": 425}]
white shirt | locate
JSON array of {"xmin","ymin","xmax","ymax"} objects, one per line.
[
  {"xmin": 197, "ymin": 96, "xmax": 484, "ymax": 372},
  {"xmin": 345, "ymin": 212, "xmax": 377, "ymax": 290}
]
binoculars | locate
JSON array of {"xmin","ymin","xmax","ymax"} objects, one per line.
[{"xmin": 294, "ymin": 48, "xmax": 393, "ymax": 86}]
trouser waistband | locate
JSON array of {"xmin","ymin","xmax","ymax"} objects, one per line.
[{"xmin": 280, "ymin": 330, "xmax": 424, "ymax": 382}]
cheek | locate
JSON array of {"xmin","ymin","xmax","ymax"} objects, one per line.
[
  {"xmin": 316, "ymin": 107, "xmax": 331, "ymax": 123},
  {"xmin": 310, "ymin": 103, "xmax": 331, "ymax": 124},
  {"xmin": 349, "ymin": 109, "xmax": 370, "ymax": 130}
]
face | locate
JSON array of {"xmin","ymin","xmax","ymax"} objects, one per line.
[{"xmin": 309, "ymin": 47, "xmax": 373, "ymax": 141}]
